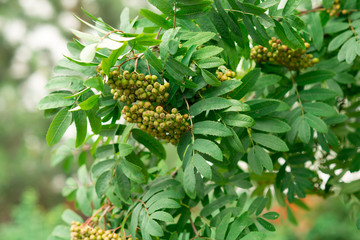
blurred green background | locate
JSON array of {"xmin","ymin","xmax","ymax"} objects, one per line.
[{"xmin": 0, "ymin": 0, "xmax": 358, "ymax": 239}]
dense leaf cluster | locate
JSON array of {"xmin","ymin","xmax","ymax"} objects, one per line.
[{"xmin": 39, "ymin": 0, "xmax": 360, "ymax": 240}]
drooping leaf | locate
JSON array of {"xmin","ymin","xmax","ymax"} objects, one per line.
[
  {"xmin": 230, "ymin": 68, "xmax": 260, "ymax": 99},
  {"xmin": 73, "ymin": 110, "xmax": 87, "ymax": 147},
  {"xmin": 95, "ymin": 170, "xmax": 112, "ymax": 197},
  {"xmin": 201, "ymin": 68, "xmax": 221, "ymax": 86},
  {"xmin": 132, "ymin": 129, "xmax": 166, "ymax": 159},
  {"xmin": 193, "ymin": 153, "xmax": 212, "ymax": 179},
  {"xmin": 46, "ymin": 107, "xmax": 73, "ymax": 146}
]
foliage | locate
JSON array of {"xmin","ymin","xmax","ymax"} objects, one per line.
[
  {"xmin": 0, "ymin": 189, "xmax": 64, "ymax": 240},
  {"xmin": 39, "ymin": 0, "xmax": 360, "ymax": 239}
]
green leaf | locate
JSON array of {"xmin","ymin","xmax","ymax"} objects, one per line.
[
  {"xmin": 258, "ymin": 0, "xmax": 280, "ymax": 9},
  {"xmin": 283, "ymin": 0, "xmax": 301, "ymax": 16},
  {"xmin": 78, "ymin": 95, "xmax": 99, "ymax": 110},
  {"xmin": 51, "ymin": 225, "xmax": 70, "ymax": 239},
  {"xmin": 46, "ymin": 107, "xmax": 73, "ymax": 146},
  {"xmin": 193, "ymin": 46, "xmax": 223, "ymax": 60},
  {"xmin": 248, "ymin": 147, "xmax": 263, "ymax": 175},
  {"xmin": 118, "ymin": 143, "xmax": 133, "ymax": 157},
  {"xmin": 282, "ymin": 20, "xmax": 305, "ymax": 49},
  {"xmin": 230, "ymin": 68, "xmax": 260, "ymax": 99},
  {"xmin": 165, "ymin": 55, "xmax": 195, "ymax": 81},
  {"xmin": 76, "ymin": 186, "xmax": 92, "ymax": 216},
  {"xmin": 201, "ymin": 68, "xmax": 221, "ymax": 86},
  {"xmin": 200, "ymin": 195, "xmax": 237, "ymax": 217},
  {"xmin": 252, "ymin": 118, "xmax": 291, "ymax": 133},
  {"xmin": 194, "ymin": 138, "xmax": 223, "ymax": 161},
  {"xmin": 182, "ymin": 32, "xmax": 216, "ymax": 48},
  {"xmin": 194, "ymin": 121, "xmax": 233, "ymax": 137},
  {"xmin": 324, "ymin": 21, "xmax": 349, "ymax": 34},
  {"xmin": 296, "ymin": 70, "xmax": 336, "ymax": 86},
  {"xmin": 101, "ymin": 42, "xmax": 128, "ymax": 76},
  {"xmin": 299, "ymin": 88, "xmax": 337, "ymax": 101},
  {"xmin": 147, "ymin": 198, "xmax": 181, "ymax": 214},
  {"xmin": 287, "ymin": 15, "xmax": 305, "ymax": 30},
  {"xmin": 308, "ymin": 12, "xmax": 323, "ymax": 50},
  {"xmin": 92, "ymin": 159, "xmax": 116, "ymax": 178},
  {"xmin": 139, "ymin": 9, "xmax": 172, "ymax": 29},
  {"xmin": 83, "ymin": 76, "xmax": 103, "ymax": 91},
  {"xmin": 262, "ymin": 211, "xmax": 280, "ymax": 220},
  {"xmin": 222, "ymin": 112, "xmax": 255, "ymax": 127},
  {"xmin": 38, "ymin": 93, "xmax": 75, "ymax": 110},
  {"xmin": 198, "ymin": 57, "xmax": 226, "ymax": 68},
  {"xmin": 80, "ymin": 43, "xmax": 97, "ymax": 63},
  {"xmin": 298, "ymin": 117, "xmax": 311, "ymax": 144},
  {"xmin": 144, "ymin": 49, "xmax": 163, "ymax": 72},
  {"xmin": 203, "ymin": 80, "xmax": 242, "ymax": 98},
  {"xmin": 119, "ymin": 158, "xmax": 145, "ymax": 183},
  {"xmin": 73, "ymin": 110, "xmax": 87, "ymax": 148},
  {"xmin": 237, "ymin": 2, "xmax": 266, "ymax": 15},
  {"xmin": 146, "ymin": 219, "xmax": 164, "ymax": 237},
  {"xmin": 115, "ymin": 165, "xmax": 131, "ymax": 203},
  {"xmin": 95, "ymin": 170, "xmax": 112, "ymax": 197},
  {"xmin": 303, "ymin": 102, "xmax": 337, "ymax": 117},
  {"xmin": 148, "ymin": 0, "xmax": 174, "ymax": 15},
  {"xmin": 252, "ymin": 133, "xmax": 289, "ymax": 152},
  {"xmin": 241, "ymin": 232, "xmax": 266, "ymax": 240},
  {"xmin": 183, "ymin": 163, "xmax": 196, "ymax": 199},
  {"xmin": 193, "ymin": 153, "xmax": 212, "ymax": 179},
  {"xmin": 151, "ymin": 211, "xmax": 174, "ymax": 223},
  {"xmin": 132, "ymin": 129, "xmax": 166, "ymax": 159},
  {"xmin": 255, "ymin": 145, "xmax": 273, "ymax": 172},
  {"xmin": 328, "ymin": 30, "xmax": 352, "ymax": 51},
  {"xmin": 224, "ymin": 100, "xmax": 251, "ymax": 112},
  {"xmin": 189, "ymin": 97, "xmax": 232, "ymax": 116},
  {"xmin": 61, "ymin": 209, "xmax": 83, "ymax": 225},
  {"xmin": 226, "ymin": 212, "xmax": 248, "ymax": 240},
  {"xmin": 304, "ymin": 113, "xmax": 328, "ymax": 133},
  {"xmin": 253, "ymin": 74, "xmax": 281, "ymax": 91},
  {"xmin": 257, "ymin": 217, "xmax": 276, "ymax": 231},
  {"xmin": 216, "ymin": 212, "xmax": 232, "ymax": 240}
]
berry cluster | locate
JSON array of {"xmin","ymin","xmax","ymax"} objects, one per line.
[
  {"xmin": 327, "ymin": 0, "xmax": 347, "ymax": 17},
  {"xmin": 250, "ymin": 37, "xmax": 319, "ymax": 71},
  {"xmin": 122, "ymin": 102, "xmax": 190, "ymax": 145},
  {"xmin": 106, "ymin": 70, "xmax": 170, "ymax": 104},
  {"xmin": 70, "ymin": 221, "xmax": 123, "ymax": 240},
  {"xmin": 216, "ymin": 68, "xmax": 236, "ymax": 82}
]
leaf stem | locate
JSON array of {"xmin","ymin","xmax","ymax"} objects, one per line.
[
  {"xmin": 291, "ymin": 75, "xmax": 304, "ymax": 116},
  {"xmin": 348, "ymin": 16, "xmax": 359, "ymax": 41},
  {"xmin": 190, "ymin": 217, "xmax": 199, "ymax": 237}
]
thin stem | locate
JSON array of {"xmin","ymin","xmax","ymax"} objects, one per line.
[
  {"xmin": 291, "ymin": 75, "xmax": 304, "ymax": 116},
  {"xmin": 115, "ymin": 56, "xmax": 137, "ymax": 70},
  {"xmin": 348, "ymin": 16, "xmax": 359, "ymax": 41},
  {"xmin": 298, "ymin": 7, "xmax": 326, "ymax": 16},
  {"xmin": 96, "ymin": 29, "xmax": 124, "ymax": 49},
  {"xmin": 190, "ymin": 217, "xmax": 199, "ymax": 237},
  {"xmin": 184, "ymin": 97, "xmax": 195, "ymax": 144},
  {"xmin": 226, "ymin": 8, "xmax": 254, "ymax": 16}
]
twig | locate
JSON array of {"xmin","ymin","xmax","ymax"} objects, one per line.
[
  {"xmin": 298, "ymin": 7, "xmax": 326, "ymax": 16},
  {"xmin": 190, "ymin": 217, "xmax": 199, "ymax": 237},
  {"xmin": 348, "ymin": 16, "xmax": 359, "ymax": 41}
]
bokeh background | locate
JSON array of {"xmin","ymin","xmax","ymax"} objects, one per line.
[{"xmin": 0, "ymin": 0, "xmax": 358, "ymax": 239}]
